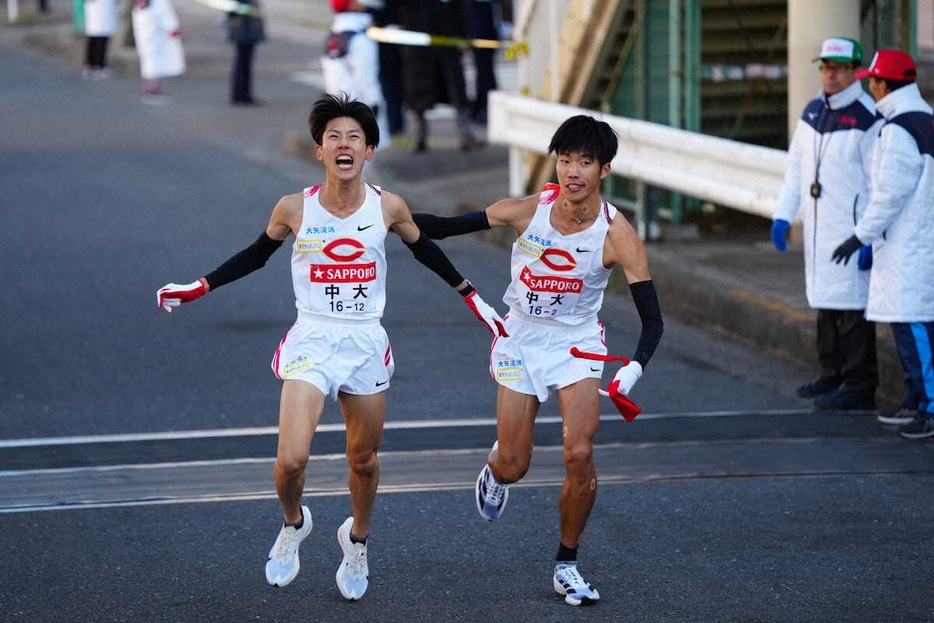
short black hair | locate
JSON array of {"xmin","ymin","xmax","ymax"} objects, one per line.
[
  {"xmin": 547, "ymin": 115, "xmax": 618, "ymax": 166},
  {"xmin": 881, "ymin": 78, "xmax": 914, "ymax": 92},
  {"xmin": 308, "ymin": 92, "xmax": 380, "ymax": 148}
]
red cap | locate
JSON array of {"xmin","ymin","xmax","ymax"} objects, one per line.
[
  {"xmin": 330, "ymin": 0, "xmax": 352, "ymax": 11},
  {"xmin": 856, "ymin": 49, "xmax": 917, "ymax": 81}
]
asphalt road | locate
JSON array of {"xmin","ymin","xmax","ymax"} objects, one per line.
[{"xmin": 1, "ymin": 22, "xmax": 933, "ymax": 623}]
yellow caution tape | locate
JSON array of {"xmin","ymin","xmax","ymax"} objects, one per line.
[{"xmin": 366, "ymin": 26, "xmax": 526, "ymax": 56}]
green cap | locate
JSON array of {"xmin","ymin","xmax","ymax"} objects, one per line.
[{"xmin": 813, "ymin": 37, "xmax": 863, "ymax": 63}]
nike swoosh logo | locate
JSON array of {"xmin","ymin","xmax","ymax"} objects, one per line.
[
  {"xmin": 576, "ymin": 247, "xmax": 591, "ymax": 253},
  {"xmin": 358, "ymin": 224, "xmax": 375, "ymax": 231},
  {"xmin": 375, "ymin": 380, "xmax": 388, "ymax": 387},
  {"xmin": 590, "ymin": 367, "xmax": 600, "ymax": 372}
]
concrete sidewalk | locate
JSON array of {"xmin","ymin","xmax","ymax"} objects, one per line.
[{"xmin": 3, "ymin": 0, "xmax": 906, "ymax": 406}]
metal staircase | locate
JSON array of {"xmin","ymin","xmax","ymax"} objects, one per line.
[
  {"xmin": 523, "ymin": 0, "xmax": 637, "ymax": 192},
  {"xmin": 516, "ymin": 0, "xmax": 790, "ymax": 196},
  {"xmin": 700, "ymin": 0, "xmax": 789, "ymax": 149}
]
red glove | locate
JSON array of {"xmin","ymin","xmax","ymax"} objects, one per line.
[
  {"xmin": 462, "ymin": 290, "xmax": 508, "ymax": 337},
  {"xmin": 157, "ymin": 280, "xmax": 206, "ymax": 313}
]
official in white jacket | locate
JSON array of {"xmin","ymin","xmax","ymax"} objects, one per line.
[
  {"xmin": 82, "ymin": 0, "xmax": 118, "ymax": 79},
  {"xmin": 832, "ymin": 50, "xmax": 934, "ymax": 439},
  {"xmin": 772, "ymin": 37, "xmax": 883, "ymax": 411},
  {"xmin": 322, "ymin": 0, "xmax": 389, "ymax": 153},
  {"xmin": 131, "ymin": 0, "xmax": 186, "ymax": 103}
]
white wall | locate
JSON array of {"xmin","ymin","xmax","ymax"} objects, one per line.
[{"xmin": 920, "ymin": 0, "xmax": 934, "ymax": 52}]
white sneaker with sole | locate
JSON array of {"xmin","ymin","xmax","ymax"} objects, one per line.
[
  {"xmin": 553, "ymin": 563, "xmax": 600, "ymax": 606},
  {"xmin": 336, "ymin": 517, "xmax": 369, "ymax": 600},
  {"xmin": 265, "ymin": 506, "xmax": 312, "ymax": 587},
  {"xmin": 475, "ymin": 442, "xmax": 509, "ymax": 521},
  {"xmin": 877, "ymin": 406, "xmax": 918, "ymax": 426}
]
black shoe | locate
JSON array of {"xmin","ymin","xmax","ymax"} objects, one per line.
[
  {"xmin": 898, "ymin": 413, "xmax": 934, "ymax": 439},
  {"xmin": 414, "ymin": 139, "xmax": 427, "ymax": 154},
  {"xmin": 459, "ymin": 137, "xmax": 485, "ymax": 152},
  {"xmin": 796, "ymin": 378, "xmax": 840, "ymax": 398},
  {"xmin": 812, "ymin": 388, "xmax": 875, "ymax": 411},
  {"xmin": 877, "ymin": 406, "xmax": 918, "ymax": 426}
]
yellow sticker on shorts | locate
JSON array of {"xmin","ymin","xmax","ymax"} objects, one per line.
[
  {"xmin": 283, "ymin": 355, "xmax": 312, "ymax": 377},
  {"xmin": 496, "ymin": 366, "xmax": 522, "ymax": 382}
]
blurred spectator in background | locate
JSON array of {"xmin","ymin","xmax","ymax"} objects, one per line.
[
  {"xmin": 82, "ymin": 0, "xmax": 117, "ymax": 79},
  {"xmin": 372, "ymin": 3, "xmax": 406, "ymax": 136},
  {"xmin": 131, "ymin": 0, "xmax": 186, "ymax": 104},
  {"xmin": 771, "ymin": 37, "xmax": 882, "ymax": 412},
  {"xmin": 462, "ymin": 0, "xmax": 499, "ymax": 125},
  {"xmin": 831, "ymin": 50, "xmax": 934, "ymax": 439},
  {"xmin": 392, "ymin": 0, "xmax": 478, "ymax": 153},
  {"xmin": 322, "ymin": 0, "xmax": 390, "ymax": 149},
  {"xmin": 226, "ymin": 0, "xmax": 265, "ymax": 105}
]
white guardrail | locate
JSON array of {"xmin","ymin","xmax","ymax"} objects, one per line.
[{"xmin": 488, "ymin": 91, "xmax": 788, "ymax": 221}]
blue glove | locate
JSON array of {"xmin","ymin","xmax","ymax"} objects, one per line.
[
  {"xmin": 857, "ymin": 245, "xmax": 873, "ymax": 271},
  {"xmin": 771, "ymin": 219, "xmax": 789, "ymax": 251}
]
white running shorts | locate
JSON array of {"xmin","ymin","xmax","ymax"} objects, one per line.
[
  {"xmin": 490, "ymin": 314, "xmax": 606, "ymax": 402},
  {"xmin": 272, "ymin": 314, "xmax": 394, "ymax": 400}
]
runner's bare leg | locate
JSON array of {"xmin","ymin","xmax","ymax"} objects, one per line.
[{"xmin": 556, "ymin": 377, "xmax": 602, "ymax": 547}]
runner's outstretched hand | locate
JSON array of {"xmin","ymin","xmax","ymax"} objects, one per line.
[
  {"xmin": 157, "ymin": 280, "xmax": 207, "ymax": 313},
  {"xmin": 598, "ymin": 361, "xmax": 643, "ymax": 400},
  {"xmin": 462, "ymin": 290, "xmax": 508, "ymax": 337}
]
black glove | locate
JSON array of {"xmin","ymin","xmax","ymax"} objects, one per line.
[{"xmin": 831, "ymin": 235, "xmax": 863, "ymax": 265}]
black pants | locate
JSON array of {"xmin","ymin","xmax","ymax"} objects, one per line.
[
  {"xmin": 816, "ymin": 308, "xmax": 877, "ymax": 391},
  {"xmin": 378, "ymin": 41, "xmax": 405, "ymax": 135},
  {"xmin": 470, "ymin": 47, "xmax": 497, "ymax": 123},
  {"xmin": 231, "ymin": 43, "xmax": 255, "ymax": 103},
  {"xmin": 86, "ymin": 36, "xmax": 109, "ymax": 69}
]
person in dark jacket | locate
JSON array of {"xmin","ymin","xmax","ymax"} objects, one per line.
[
  {"xmin": 372, "ymin": 4, "xmax": 406, "ymax": 135},
  {"xmin": 226, "ymin": 0, "xmax": 265, "ymax": 105},
  {"xmin": 392, "ymin": 0, "xmax": 479, "ymax": 152},
  {"xmin": 462, "ymin": 0, "xmax": 499, "ymax": 125}
]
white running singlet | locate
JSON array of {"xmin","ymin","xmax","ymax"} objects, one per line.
[
  {"xmin": 502, "ymin": 184, "xmax": 616, "ymax": 326},
  {"xmin": 290, "ymin": 184, "xmax": 388, "ymax": 320}
]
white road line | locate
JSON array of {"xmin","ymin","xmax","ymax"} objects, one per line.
[{"xmin": 0, "ymin": 409, "xmax": 815, "ymax": 449}]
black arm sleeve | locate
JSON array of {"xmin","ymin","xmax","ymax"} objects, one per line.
[
  {"xmin": 204, "ymin": 231, "xmax": 285, "ymax": 290},
  {"xmin": 412, "ymin": 211, "xmax": 491, "ymax": 240},
  {"xmin": 630, "ymin": 280, "xmax": 664, "ymax": 368},
  {"xmin": 403, "ymin": 232, "xmax": 465, "ymax": 288}
]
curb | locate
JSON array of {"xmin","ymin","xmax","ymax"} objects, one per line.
[{"xmin": 645, "ymin": 247, "xmax": 903, "ymax": 405}]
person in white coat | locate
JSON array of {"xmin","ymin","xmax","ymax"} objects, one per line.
[
  {"xmin": 321, "ymin": 0, "xmax": 390, "ymax": 154},
  {"xmin": 831, "ymin": 50, "xmax": 934, "ymax": 439},
  {"xmin": 772, "ymin": 37, "xmax": 883, "ymax": 411},
  {"xmin": 131, "ymin": 0, "xmax": 186, "ymax": 103},
  {"xmin": 82, "ymin": 0, "xmax": 118, "ymax": 79}
]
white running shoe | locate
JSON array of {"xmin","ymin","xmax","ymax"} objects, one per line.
[
  {"xmin": 475, "ymin": 443, "xmax": 509, "ymax": 521},
  {"xmin": 265, "ymin": 506, "xmax": 312, "ymax": 587},
  {"xmin": 553, "ymin": 564, "xmax": 600, "ymax": 606},
  {"xmin": 335, "ymin": 517, "xmax": 369, "ymax": 600}
]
